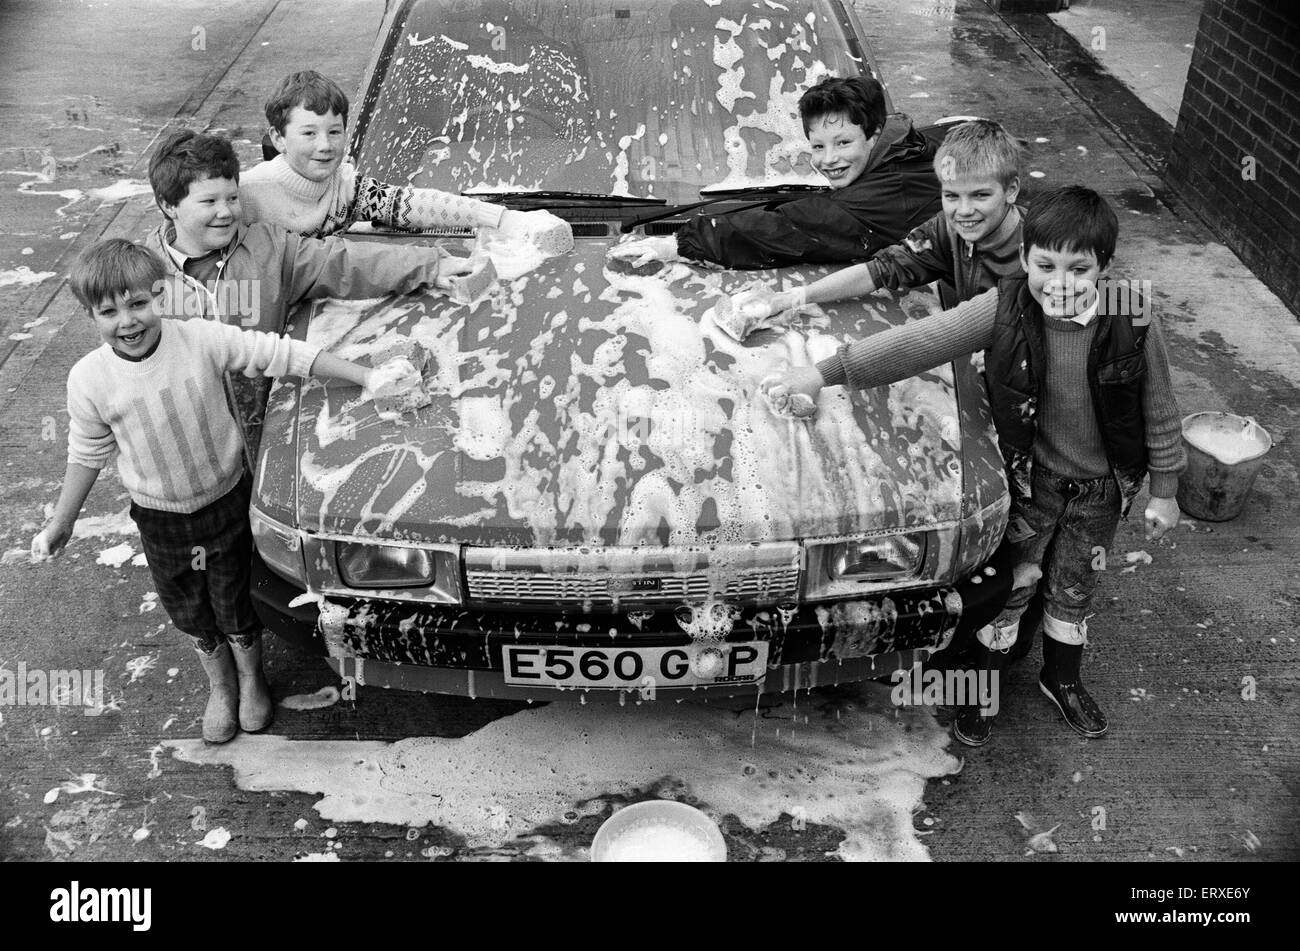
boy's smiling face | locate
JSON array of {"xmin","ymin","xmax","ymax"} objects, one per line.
[
  {"xmin": 940, "ymin": 173, "xmax": 1018, "ymax": 245},
  {"xmin": 1022, "ymin": 243, "xmax": 1102, "ymax": 319},
  {"xmin": 270, "ymin": 105, "xmax": 346, "ymax": 183},
  {"xmin": 92, "ymin": 286, "xmax": 163, "ymax": 358},
  {"xmin": 807, "ymin": 112, "xmax": 877, "ymax": 190},
  {"xmin": 162, "ymin": 175, "xmax": 240, "ymax": 256}
]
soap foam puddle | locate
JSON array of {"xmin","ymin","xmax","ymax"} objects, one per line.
[
  {"xmin": 87, "ymin": 179, "xmax": 153, "ymax": 203},
  {"xmin": 0, "ymin": 266, "xmax": 57, "ymax": 288},
  {"xmin": 70, "ymin": 508, "xmax": 138, "ymax": 539},
  {"xmin": 165, "ymin": 682, "xmax": 957, "ymax": 861}
]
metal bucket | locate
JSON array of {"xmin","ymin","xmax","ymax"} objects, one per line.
[{"xmin": 1176, "ymin": 412, "xmax": 1272, "ymax": 522}]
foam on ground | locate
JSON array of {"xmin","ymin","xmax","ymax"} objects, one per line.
[{"xmin": 165, "ymin": 682, "xmax": 958, "ymax": 861}]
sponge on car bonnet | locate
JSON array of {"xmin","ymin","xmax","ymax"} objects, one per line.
[
  {"xmin": 446, "ymin": 255, "xmax": 498, "ymax": 306},
  {"xmin": 367, "ymin": 340, "xmax": 434, "ymax": 416},
  {"xmin": 498, "ymin": 208, "xmax": 574, "ymax": 257}
]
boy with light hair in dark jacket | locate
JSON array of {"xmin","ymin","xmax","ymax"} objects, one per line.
[{"xmin": 716, "ymin": 119, "xmax": 1027, "ymax": 339}]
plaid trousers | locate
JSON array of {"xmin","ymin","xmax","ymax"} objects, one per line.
[{"xmin": 129, "ymin": 473, "xmax": 259, "ymax": 651}]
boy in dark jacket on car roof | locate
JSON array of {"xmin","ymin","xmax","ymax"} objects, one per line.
[{"xmin": 610, "ymin": 75, "xmax": 942, "ymax": 270}]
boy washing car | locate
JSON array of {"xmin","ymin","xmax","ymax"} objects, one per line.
[
  {"xmin": 240, "ymin": 70, "xmax": 572, "ymax": 254},
  {"xmin": 610, "ymin": 75, "xmax": 942, "ymax": 270},
  {"xmin": 142, "ymin": 128, "xmax": 475, "ymax": 459},
  {"xmin": 32, "ymin": 240, "xmax": 420, "ymax": 744},
  {"xmin": 764, "ymin": 187, "xmax": 1185, "ymax": 746},
  {"xmin": 717, "ymin": 119, "xmax": 1027, "ymax": 339}
]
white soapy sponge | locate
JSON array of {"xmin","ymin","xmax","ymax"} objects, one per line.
[
  {"xmin": 498, "ymin": 208, "xmax": 574, "ymax": 256},
  {"xmin": 364, "ymin": 343, "xmax": 435, "ymax": 415},
  {"xmin": 759, "ymin": 374, "xmax": 817, "ymax": 419},
  {"xmin": 447, "ymin": 255, "xmax": 498, "ymax": 306},
  {"xmin": 712, "ymin": 284, "xmax": 804, "ymax": 342}
]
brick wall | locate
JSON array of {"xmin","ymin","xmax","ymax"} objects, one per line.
[{"xmin": 1167, "ymin": 1, "xmax": 1300, "ymax": 316}]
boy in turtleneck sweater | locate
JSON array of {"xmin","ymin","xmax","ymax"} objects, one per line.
[
  {"xmin": 764, "ymin": 186, "xmax": 1185, "ymax": 747},
  {"xmin": 239, "ymin": 70, "xmax": 571, "ymax": 252},
  {"xmin": 717, "ymin": 119, "xmax": 1027, "ymax": 336}
]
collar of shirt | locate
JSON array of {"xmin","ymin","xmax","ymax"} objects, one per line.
[
  {"xmin": 1070, "ymin": 294, "xmax": 1100, "ymax": 326},
  {"xmin": 161, "ymin": 230, "xmax": 189, "ymax": 271},
  {"xmin": 158, "ymin": 227, "xmax": 223, "ymax": 318},
  {"xmin": 159, "ymin": 225, "xmax": 226, "ymax": 272}
]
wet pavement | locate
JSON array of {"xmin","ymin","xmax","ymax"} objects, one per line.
[
  {"xmin": 0, "ymin": 0, "xmax": 1297, "ymax": 862},
  {"xmin": 1049, "ymin": 0, "xmax": 1201, "ymax": 126}
]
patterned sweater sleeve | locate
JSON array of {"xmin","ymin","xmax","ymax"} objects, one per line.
[{"xmin": 352, "ymin": 176, "xmax": 503, "ymax": 231}]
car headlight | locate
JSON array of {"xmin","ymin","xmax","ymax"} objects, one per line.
[
  {"xmin": 828, "ymin": 535, "xmax": 926, "ymax": 580},
  {"xmin": 337, "ymin": 542, "xmax": 435, "ymax": 588},
  {"xmin": 802, "ymin": 532, "xmax": 930, "ymax": 600},
  {"xmin": 250, "ymin": 508, "xmax": 307, "ymax": 587}
]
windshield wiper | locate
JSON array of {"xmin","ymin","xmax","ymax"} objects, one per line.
[
  {"xmin": 463, "ymin": 189, "xmax": 667, "ymax": 205},
  {"xmin": 698, "ymin": 183, "xmax": 827, "ymax": 196},
  {"xmin": 618, "ymin": 184, "xmax": 827, "ymax": 233}
]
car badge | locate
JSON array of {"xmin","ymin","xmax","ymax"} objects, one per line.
[{"xmin": 608, "ymin": 577, "xmax": 662, "ymax": 594}]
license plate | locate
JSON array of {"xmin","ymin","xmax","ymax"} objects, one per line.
[{"xmin": 502, "ymin": 642, "xmax": 769, "ymax": 689}]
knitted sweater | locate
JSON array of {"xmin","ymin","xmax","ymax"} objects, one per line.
[
  {"xmin": 66, "ymin": 319, "xmax": 321, "ymax": 513},
  {"xmin": 816, "ymin": 288, "xmax": 1186, "ymax": 499},
  {"xmin": 240, "ymin": 157, "xmax": 504, "ymax": 238}
]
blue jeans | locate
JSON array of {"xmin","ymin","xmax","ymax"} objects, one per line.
[{"xmin": 987, "ymin": 464, "xmax": 1122, "ymax": 647}]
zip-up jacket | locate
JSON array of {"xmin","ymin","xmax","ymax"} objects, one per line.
[
  {"xmin": 674, "ymin": 115, "xmax": 943, "ymax": 270},
  {"xmin": 144, "ymin": 220, "xmax": 446, "ymax": 333},
  {"xmin": 144, "ymin": 220, "xmax": 447, "ymax": 464},
  {"xmin": 867, "ymin": 204, "xmax": 1026, "ymax": 308}
]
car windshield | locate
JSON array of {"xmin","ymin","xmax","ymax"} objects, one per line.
[{"xmin": 353, "ymin": 0, "xmax": 867, "ymax": 205}]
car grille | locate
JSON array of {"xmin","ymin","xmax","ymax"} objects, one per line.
[{"xmin": 463, "ymin": 543, "xmax": 801, "ymax": 607}]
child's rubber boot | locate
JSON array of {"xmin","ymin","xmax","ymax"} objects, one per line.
[
  {"xmin": 193, "ymin": 640, "xmax": 239, "ymax": 744},
  {"xmin": 1039, "ymin": 636, "xmax": 1107, "ymax": 737},
  {"xmin": 951, "ymin": 639, "xmax": 1005, "ymax": 747},
  {"xmin": 227, "ymin": 631, "xmax": 274, "ymax": 733}
]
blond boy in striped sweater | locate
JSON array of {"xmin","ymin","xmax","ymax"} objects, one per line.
[{"xmin": 31, "ymin": 239, "xmax": 413, "ymax": 744}]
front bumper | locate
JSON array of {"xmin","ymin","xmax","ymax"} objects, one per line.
[{"xmin": 251, "ymin": 544, "xmax": 1010, "ymax": 699}]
